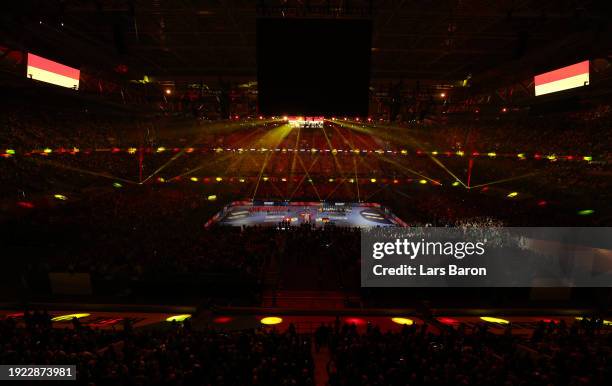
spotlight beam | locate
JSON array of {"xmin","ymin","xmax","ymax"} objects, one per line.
[
  {"xmin": 468, "ymin": 172, "xmax": 540, "ymax": 189},
  {"xmin": 27, "ymin": 158, "xmax": 138, "ymax": 185}
]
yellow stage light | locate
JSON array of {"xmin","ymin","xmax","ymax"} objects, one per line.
[
  {"xmin": 480, "ymin": 316, "xmax": 509, "ymax": 324},
  {"xmin": 261, "ymin": 317, "xmax": 283, "ymax": 325},
  {"xmin": 52, "ymin": 313, "xmax": 90, "ymax": 322},
  {"xmin": 166, "ymin": 314, "xmax": 191, "ymax": 322},
  {"xmin": 391, "ymin": 317, "xmax": 414, "ymax": 325}
]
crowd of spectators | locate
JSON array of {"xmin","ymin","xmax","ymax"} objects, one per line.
[
  {"xmin": 325, "ymin": 318, "xmax": 611, "ymax": 386},
  {"xmin": 0, "ymin": 312, "xmax": 314, "ymax": 386},
  {"xmin": 416, "ymin": 107, "xmax": 612, "ymax": 160},
  {"xmin": 1, "ymin": 312, "xmax": 610, "ymax": 386}
]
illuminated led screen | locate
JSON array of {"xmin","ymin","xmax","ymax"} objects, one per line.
[
  {"xmin": 534, "ymin": 61, "xmax": 589, "ymax": 96},
  {"xmin": 26, "ymin": 53, "xmax": 80, "ymax": 90}
]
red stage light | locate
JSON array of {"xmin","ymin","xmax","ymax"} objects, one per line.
[
  {"xmin": 438, "ymin": 317, "xmax": 459, "ymax": 325},
  {"xmin": 344, "ymin": 317, "xmax": 366, "ymax": 326},
  {"xmin": 213, "ymin": 316, "xmax": 232, "ymax": 324}
]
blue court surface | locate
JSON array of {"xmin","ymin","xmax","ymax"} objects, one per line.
[{"xmin": 207, "ymin": 201, "xmax": 406, "ymax": 228}]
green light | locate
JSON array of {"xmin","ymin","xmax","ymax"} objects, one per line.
[
  {"xmin": 52, "ymin": 313, "xmax": 90, "ymax": 322},
  {"xmin": 166, "ymin": 314, "xmax": 192, "ymax": 322},
  {"xmin": 583, "ymin": 156, "xmax": 592, "ymax": 161},
  {"xmin": 113, "ymin": 182, "xmax": 122, "ymax": 188},
  {"xmin": 452, "ymin": 181, "xmax": 460, "ymax": 187},
  {"xmin": 6, "ymin": 149, "xmax": 15, "ymax": 155},
  {"xmin": 577, "ymin": 209, "xmax": 594, "ymax": 216}
]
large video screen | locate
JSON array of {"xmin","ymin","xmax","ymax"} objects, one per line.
[
  {"xmin": 26, "ymin": 53, "xmax": 80, "ymax": 90},
  {"xmin": 534, "ymin": 60, "xmax": 589, "ymax": 96},
  {"xmin": 257, "ymin": 18, "xmax": 372, "ymax": 116}
]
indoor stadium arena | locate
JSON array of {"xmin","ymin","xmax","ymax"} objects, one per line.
[{"xmin": 0, "ymin": 1, "xmax": 611, "ymax": 385}]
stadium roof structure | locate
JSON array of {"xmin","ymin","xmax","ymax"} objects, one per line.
[{"xmin": 4, "ymin": 0, "xmax": 610, "ymax": 93}]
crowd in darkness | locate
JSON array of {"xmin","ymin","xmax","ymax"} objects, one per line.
[
  {"xmin": 1, "ymin": 312, "xmax": 609, "ymax": 386},
  {"xmin": 324, "ymin": 319, "xmax": 611, "ymax": 386},
  {"xmin": 0, "ymin": 312, "xmax": 314, "ymax": 386}
]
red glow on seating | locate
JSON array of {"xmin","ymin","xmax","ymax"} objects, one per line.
[
  {"xmin": 344, "ymin": 317, "xmax": 366, "ymax": 326},
  {"xmin": 438, "ymin": 317, "xmax": 459, "ymax": 325},
  {"xmin": 537, "ymin": 200, "xmax": 547, "ymax": 207},
  {"xmin": 213, "ymin": 316, "xmax": 232, "ymax": 324},
  {"xmin": 17, "ymin": 201, "xmax": 35, "ymax": 209}
]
